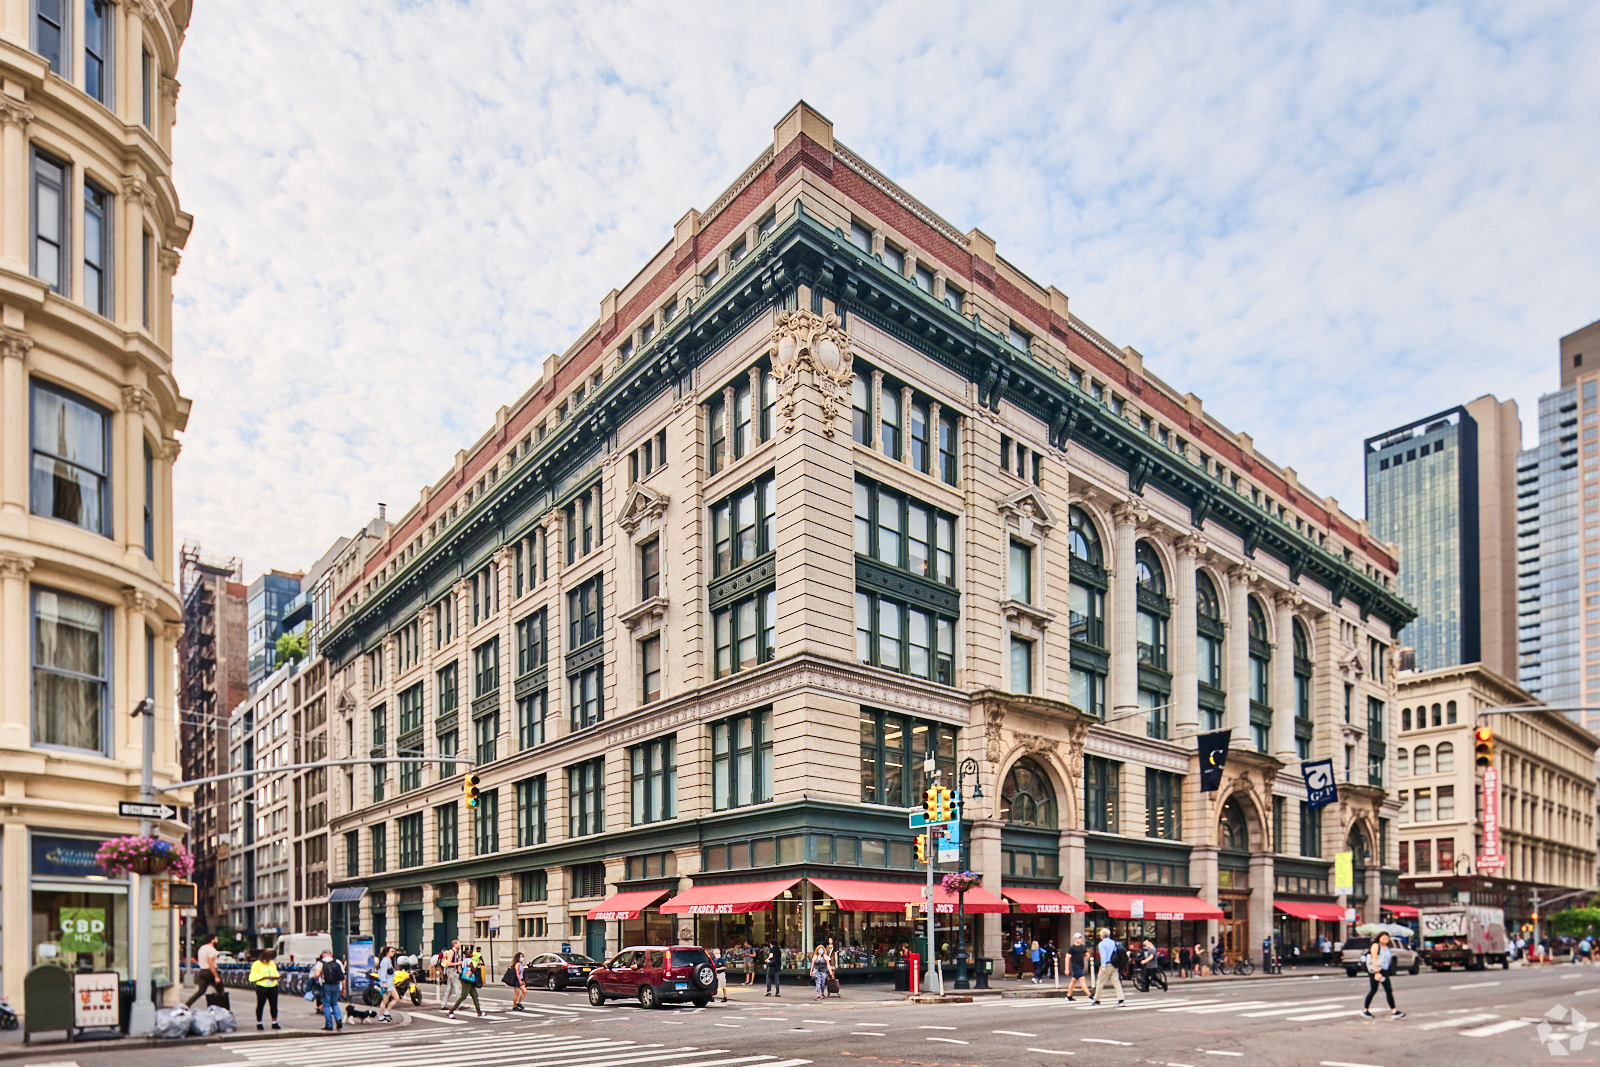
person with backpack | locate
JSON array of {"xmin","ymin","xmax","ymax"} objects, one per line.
[
  {"xmin": 449, "ymin": 945, "xmax": 485, "ymax": 1018},
  {"xmin": 506, "ymin": 952, "xmax": 527, "ymax": 1011},
  {"xmin": 312, "ymin": 949, "xmax": 345, "ymax": 1031},
  {"xmin": 1090, "ymin": 928, "xmax": 1125, "ymax": 1006},
  {"xmin": 438, "ymin": 940, "xmax": 461, "ymax": 1008},
  {"xmin": 1360, "ymin": 931, "xmax": 1405, "ymax": 1020}
]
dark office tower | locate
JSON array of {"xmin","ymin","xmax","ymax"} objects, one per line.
[{"xmin": 1366, "ymin": 396, "xmax": 1520, "ymax": 678}]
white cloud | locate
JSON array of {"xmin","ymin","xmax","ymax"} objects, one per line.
[{"xmin": 169, "ymin": 0, "xmax": 1600, "ymax": 575}]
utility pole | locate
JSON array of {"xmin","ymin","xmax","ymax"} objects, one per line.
[{"xmin": 129, "ymin": 697, "xmax": 157, "ymax": 1037}]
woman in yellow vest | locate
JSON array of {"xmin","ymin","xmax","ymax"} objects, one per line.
[{"xmin": 248, "ymin": 948, "xmax": 281, "ymax": 1030}]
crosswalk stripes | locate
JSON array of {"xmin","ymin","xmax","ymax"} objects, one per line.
[
  {"xmin": 1416, "ymin": 1013, "xmax": 1499, "ymax": 1030},
  {"xmin": 220, "ymin": 1030, "xmax": 811, "ymax": 1067},
  {"xmin": 1159, "ymin": 1001, "xmax": 1274, "ymax": 1014},
  {"xmin": 1458, "ymin": 1020, "xmax": 1531, "ymax": 1037},
  {"xmin": 1239, "ymin": 1001, "xmax": 1349, "ymax": 1017}
]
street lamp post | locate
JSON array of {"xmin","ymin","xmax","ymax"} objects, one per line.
[{"xmin": 955, "ymin": 757, "xmax": 984, "ymax": 991}]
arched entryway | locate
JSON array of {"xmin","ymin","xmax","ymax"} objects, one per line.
[
  {"xmin": 1217, "ymin": 796, "xmax": 1255, "ymax": 964},
  {"xmin": 1000, "ymin": 758, "xmax": 1062, "ymax": 976}
]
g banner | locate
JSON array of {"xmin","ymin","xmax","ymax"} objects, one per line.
[{"xmin": 1301, "ymin": 759, "xmax": 1338, "ymax": 809}]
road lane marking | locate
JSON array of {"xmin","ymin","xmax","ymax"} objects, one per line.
[
  {"xmin": 920, "ymin": 1025, "xmax": 958, "ymax": 1030},
  {"xmin": 994, "ymin": 1030, "xmax": 1038, "ymax": 1037},
  {"xmin": 1203, "ymin": 1053, "xmax": 1244, "ymax": 1057},
  {"xmin": 1083, "ymin": 1037, "xmax": 1133, "ymax": 1045},
  {"xmin": 1177, "ymin": 1002, "xmax": 1276, "ymax": 1015},
  {"xmin": 1321, "ymin": 1062, "xmax": 1386, "ymax": 1067},
  {"xmin": 927, "ymin": 1038, "xmax": 969, "ymax": 1044},
  {"xmin": 1025, "ymin": 1049, "xmax": 1075, "ymax": 1056},
  {"xmin": 1461, "ymin": 1020, "xmax": 1531, "ymax": 1037},
  {"xmin": 1286, "ymin": 1009, "xmax": 1367, "ymax": 1021},
  {"xmin": 1417, "ymin": 1014, "xmax": 1498, "ymax": 1030},
  {"xmin": 801, "ymin": 1020, "xmax": 835, "ymax": 1024},
  {"xmin": 1450, "ymin": 981, "xmax": 1500, "ymax": 990},
  {"xmin": 849, "ymin": 1032, "xmax": 886, "ymax": 1036},
  {"xmin": 1240, "ymin": 1002, "xmax": 1347, "ymax": 1017}
]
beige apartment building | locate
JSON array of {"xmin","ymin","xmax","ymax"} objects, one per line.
[
  {"xmin": 1395, "ymin": 663, "xmax": 1596, "ymax": 923},
  {"xmin": 319, "ymin": 103, "xmax": 1413, "ymax": 977},
  {"xmin": 0, "ymin": 1, "xmax": 193, "ymax": 1001}
]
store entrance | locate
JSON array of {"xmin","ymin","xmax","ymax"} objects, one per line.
[{"xmin": 1218, "ymin": 896, "xmax": 1248, "ymax": 966}]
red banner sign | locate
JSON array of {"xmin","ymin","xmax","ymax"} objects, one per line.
[{"xmin": 1478, "ymin": 767, "xmax": 1505, "ymax": 870}]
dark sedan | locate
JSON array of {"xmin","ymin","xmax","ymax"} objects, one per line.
[{"xmin": 524, "ymin": 951, "xmax": 600, "ymax": 990}]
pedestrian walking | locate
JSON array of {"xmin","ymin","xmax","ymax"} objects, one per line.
[
  {"xmin": 1029, "ymin": 940, "xmax": 1043, "ymax": 983},
  {"xmin": 810, "ymin": 946, "xmax": 830, "ymax": 1000},
  {"xmin": 507, "ymin": 952, "xmax": 528, "ymax": 1010},
  {"xmin": 1090, "ymin": 928, "xmax": 1124, "ymax": 1006},
  {"xmin": 185, "ymin": 934, "xmax": 223, "ymax": 1008},
  {"xmin": 440, "ymin": 939, "xmax": 462, "ymax": 1007},
  {"xmin": 249, "ymin": 948, "xmax": 282, "ymax": 1030},
  {"xmin": 375, "ymin": 946, "xmax": 399, "ymax": 1022},
  {"xmin": 763, "ymin": 938, "xmax": 783, "ymax": 996},
  {"xmin": 1012, "ymin": 934, "xmax": 1027, "ymax": 979},
  {"xmin": 712, "ymin": 948, "xmax": 729, "ymax": 1002},
  {"xmin": 449, "ymin": 945, "xmax": 486, "ymax": 1018},
  {"xmin": 312, "ymin": 949, "xmax": 345, "ymax": 1031},
  {"xmin": 743, "ymin": 940, "xmax": 756, "ymax": 985},
  {"xmin": 1066, "ymin": 933, "xmax": 1091, "ymax": 1000},
  {"xmin": 1178, "ymin": 943, "xmax": 1193, "ymax": 979},
  {"xmin": 1360, "ymin": 931, "xmax": 1405, "ymax": 1020}
]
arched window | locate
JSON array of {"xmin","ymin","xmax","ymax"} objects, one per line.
[
  {"xmin": 1347, "ymin": 824, "xmax": 1371, "ymax": 865},
  {"xmin": 1220, "ymin": 797, "xmax": 1250, "ymax": 851},
  {"xmin": 1402, "ymin": 706, "xmax": 1412, "ymax": 731},
  {"xmin": 1292, "ymin": 620, "xmax": 1310, "ymax": 661},
  {"xmin": 1197, "ymin": 573, "xmax": 1222, "ymax": 621},
  {"xmin": 1291, "ymin": 620, "xmax": 1312, "ymax": 758},
  {"xmin": 1196, "ymin": 572, "xmax": 1224, "ymax": 729},
  {"xmin": 1246, "ymin": 598, "xmax": 1271, "ymax": 752},
  {"xmin": 1001, "ymin": 758, "xmax": 1058, "ymax": 829},
  {"xmin": 1413, "ymin": 745, "xmax": 1431, "ymax": 775},
  {"xmin": 1446, "ymin": 700, "xmax": 1457, "ymax": 724},
  {"xmin": 1396, "ymin": 748, "xmax": 1408, "ymax": 777},
  {"xmin": 1135, "ymin": 542, "xmax": 1166, "ymax": 594},
  {"xmin": 1435, "ymin": 742, "xmax": 1454, "ymax": 773},
  {"xmin": 1068, "ymin": 506, "xmax": 1103, "ymax": 566},
  {"xmin": 1431, "ymin": 703, "xmax": 1441, "ymax": 727}
]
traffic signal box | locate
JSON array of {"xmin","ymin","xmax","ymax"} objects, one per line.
[
  {"xmin": 465, "ymin": 773, "xmax": 482, "ymax": 808},
  {"xmin": 1474, "ymin": 727, "xmax": 1494, "ymax": 767}
]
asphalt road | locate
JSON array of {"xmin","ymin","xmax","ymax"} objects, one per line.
[{"xmin": 46, "ymin": 964, "xmax": 1600, "ymax": 1067}]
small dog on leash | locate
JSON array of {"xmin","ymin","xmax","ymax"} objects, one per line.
[{"xmin": 345, "ymin": 1006, "xmax": 378, "ymax": 1023}]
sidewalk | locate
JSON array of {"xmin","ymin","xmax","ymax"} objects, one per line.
[{"xmin": 0, "ymin": 993, "xmax": 410, "ymax": 1061}]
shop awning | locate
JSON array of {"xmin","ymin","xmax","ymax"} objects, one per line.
[
  {"xmin": 1001, "ymin": 888, "xmax": 1092, "ymax": 914},
  {"xmin": 1383, "ymin": 904, "xmax": 1420, "ymax": 918},
  {"xmin": 659, "ymin": 879, "xmax": 799, "ymax": 915},
  {"xmin": 1086, "ymin": 892, "xmax": 1224, "ymax": 921},
  {"xmin": 588, "ymin": 889, "xmax": 670, "ymax": 922},
  {"xmin": 1274, "ymin": 901, "xmax": 1348, "ymax": 922},
  {"xmin": 809, "ymin": 878, "xmax": 1010, "ymax": 914}
]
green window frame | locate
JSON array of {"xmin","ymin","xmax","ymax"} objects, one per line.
[
  {"xmin": 1145, "ymin": 769, "xmax": 1181, "ymax": 840},
  {"xmin": 516, "ymin": 775, "xmax": 546, "ymax": 847},
  {"xmin": 516, "ymin": 609, "xmax": 547, "ymax": 675},
  {"xmin": 713, "ymin": 588, "xmax": 776, "ymax": 679},
  {"xmin": 474, "ymin": 788, "xmax": 498, "ymax": 855},
  {"xmin": 712, "ymin": 708, "xmax": 773, "ymax": 811},
  {"xmin": 858, "ymin": 708, "xmax": 957, "ymax": 807},
  {"xmin": 436, "ymin": 802, "xmax": 458, "ymax": 862},
  {"xmin": 854, "ymin": 591, "xmax": 955, "ymax": 684},
  {"xmin": 568, "ymin": 757, "xmax": 604, "ymax": 837},
  {"xmin": 854, "ymin": 478, "xmax": 956, "ymax": 585},
  {"xmin": 398, "ymin": 812, "xmax": 422, "ymax": 868},
  {"xmin": 711, "ymin": 473, "xmax": 776, "ymax": 577},
  {"xmin": 631, "ymin": 736, "xmax": 676, "ymax": 824},
  {"xmin": 1084, "ymin": 755, "xmax": 1120, "ymax": 834},
  {"xmin": 473, "ymin": 637, "xmax": 499, "ymax": 698}
]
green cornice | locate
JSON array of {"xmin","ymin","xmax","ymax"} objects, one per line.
[{"xmin": 325, "ymin": 202, "xmax": 1413, "ymax": 665}]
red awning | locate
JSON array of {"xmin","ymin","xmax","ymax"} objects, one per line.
[
  {"xmin": 809, "ymin": 878, "xmax": 1009, "ymax": 914},
  {"xmin": 587, "ymin": 889, "xmax": 669, "ymax": 922},
  {"xmin": 1384, "ymin": 904, "xmax": 1420, "ymax": 918},
  {"xmin": 658, "ymin": 879, "xmax": 799, "ymax": 915},
  {"xmin": 1086, "ymin": 892, "xmax": 1224, "ymax": 921},
  {"xmin": 1001, "ymin": 888, "xmax": 1092, "ymax": 914},
  {"xmin": 1274, "ymin": 901, "xmax": 1348, "ymax": 923}
]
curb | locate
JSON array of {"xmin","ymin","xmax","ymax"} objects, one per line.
[
  {"xmin": 908, "ymin": 994, "xmax": 973, "ymax": 1004},
  {"xmin": 1001, "ymin": 988, "xmax": 1071, "ymax": 999},
  {"xmin": 0, "ymin": 1008, "xmax": 413, "ymax": 1061}
]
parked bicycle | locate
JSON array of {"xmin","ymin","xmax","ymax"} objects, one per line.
[{"xmin": 1213, "ymin": 953, "xmax": 1255, "ymax": 976}]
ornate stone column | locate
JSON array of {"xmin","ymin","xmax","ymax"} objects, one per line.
[
  {"xmin": 1273, "ymin": 592, "xmax": 1300, "ymax": 765},
  {"xmin": 1173, "ymin": 535, "xmax": 1204, "ymax": 737},
  {"xmin": 973, "ymin": 818, "xmax": 1005, "ymax": 962},
  {"xmin": 1, "ymin": 553, "xmax": 34, "ymax": 749},
  {"xmin": 123, "ymin": 386, "xmax": 152, "ymax": 557},
  {"xmin": 1226, "ymin": 565, "xmax": 1254, "ymax": 735},
  {"xmin": 1060, "ymin": 827, "xmax": 1087, "ymax": 941},
  {"xmin": 1110, "ymin": 501, "xmax": 1145, "ymax": 725},
  {"xmin": 0, "ymin": 328, "xmax": 32, "ymax": 516},
  {"xmin": 0, "ymin": 95, "xmax": 33, "ymax": 270}
]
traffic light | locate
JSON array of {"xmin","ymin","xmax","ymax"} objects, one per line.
[
  {"xmin": 935, "ymin": 786, "xmax": 955, "ymax": 822},
  {"xmin": 464, "ymin": 772, "xmax": 481, "ymax": 808},
  {"xmin": 916, "ymin": 834, "xmax": 927, "ymax": 863},
  {"xmin": 924, "ymin": 786, "xmax": 940, "ymax": 822},
  {"xmin": 1474, "ymin": 726, "xmax": 1494, "ymax": 767}
]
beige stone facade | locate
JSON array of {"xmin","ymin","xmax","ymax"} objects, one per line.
[
  {"xmin": 0, "ymin": 1, "xmax": 193, "ymax": 1002},
  {"xmin": 1395, "ymin": 664, "xmax": 1596, "ymax": 891},
  {"xmin": 318, "ymin": 103, "xmax": 1411, "ymax": 973}
]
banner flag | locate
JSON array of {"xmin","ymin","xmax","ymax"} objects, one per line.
[
  {"xmin": 1199, "ymin": 730, "xmax": 1231, "ymax": 792},
  {"xmin": 1301, "ymin": 758, "xmax": 1338, "ymax": 809}
]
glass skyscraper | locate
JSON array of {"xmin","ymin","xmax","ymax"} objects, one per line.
[{"xmin": 1517, "ymin": 383, "xmax": 1584, "ymax": 708}]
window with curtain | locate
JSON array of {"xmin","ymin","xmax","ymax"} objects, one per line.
[
  {"xmin": 31, "ymin": 381, "xmax": 110, "ymax": 536},
  {"xmin": 31, "ymin": 587, "xmax": 109, "ymax": 753}
]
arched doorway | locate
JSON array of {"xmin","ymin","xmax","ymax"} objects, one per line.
[
  {"xmin": 1001, "ymin": 758, "xmax": 1061, "ymax": 975},
  {"xmin": 1217, "ymin": 797, "xmax": 1254, "ymax": 964}
]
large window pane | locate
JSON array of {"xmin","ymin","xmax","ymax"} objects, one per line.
[{"xmin": 32, "ymin": 587, "xmax": 107, "ymax": 752}]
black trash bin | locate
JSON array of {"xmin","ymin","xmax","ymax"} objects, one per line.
[
  {"xmin": 119, "ymin": 979, "xmax": 136, "ymax": 1033},
  {"xmin": 893, "ymin": 958, "xmax": 911, "ymax": 992},
  {"xmin": 976, "ymin": 958, "xmax": 991, "ymax": 989}
]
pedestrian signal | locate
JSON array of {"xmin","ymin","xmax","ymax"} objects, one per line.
[
  {"xmin": 1474, "ymin": 726, "xmax": 1494, "ymax": 767},
  {"xmin": 464, "ymin": 773, "xmax": 482, "ymax": 808}
]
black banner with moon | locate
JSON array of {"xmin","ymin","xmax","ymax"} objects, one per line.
[{"xmin": 1199, "ymin": 729, "xmax": 1231, "ymax": 792}]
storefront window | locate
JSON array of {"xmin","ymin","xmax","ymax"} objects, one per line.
[{"xmin": 33, "ymin": 889, "xmax": 129, "ymax": 977}]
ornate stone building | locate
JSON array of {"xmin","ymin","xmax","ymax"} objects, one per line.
[
  {"xmin": 0, "ymin": 0, "xmax": 192, "ymax": 1000},
  {"xmin": 322, "ymin": 103, "xmax": 1411, "ymax": 974}
]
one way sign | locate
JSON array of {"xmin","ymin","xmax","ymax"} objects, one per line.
[{"xmin": 119, "ymin": 801, "xmax": 178, "ymax": 821}]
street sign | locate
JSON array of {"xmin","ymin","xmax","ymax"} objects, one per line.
[
  {"xmin": 488, "ymin": 914, "xmax": 500, "ymax": 932},
  {"xmin": 119, "ymin": 801, "xmax": 178, "ymax": 821},
  {"xmin": 937, "ymin": 844, "xmax": 959, "ymax": 862}
]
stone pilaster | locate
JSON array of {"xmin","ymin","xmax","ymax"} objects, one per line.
[
  {"xmin": 1226, "ymin": 566, "xmax": 1255, "ymax": 736},
  {"xmin": 1110, "ymin": 502, "xmax": 1145, "ymax": 724},
  {"xmin": 1273, "ymin": 592, "xmax": 1301, "ymax": 765},
  {"xmin": 1173, "ymin": 535, "xmax": 1204, "ymax": 737}
]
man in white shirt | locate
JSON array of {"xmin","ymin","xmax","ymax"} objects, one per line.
[
  {"xmin": 1090, "ymin": 928, "xmax": 1124, "ymax": 1006},
  {"xmin": 185, "ymin": 934, "xmax": 223, "ymax": 1007}
]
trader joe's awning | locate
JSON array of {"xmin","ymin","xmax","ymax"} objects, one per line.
[
  {"xmin": 588, "ymin": 890, "xmax": 669, "ymax": 922},
  {"xmin": 1086, "ymin": 892, "xmax": 1224, "ymax": 921},
  {"xmin": 658, "ymin": 879, "xmax": 799, "ymax": 915}
]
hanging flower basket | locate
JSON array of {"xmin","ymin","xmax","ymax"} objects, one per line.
[
  {"xmin": 942, "ymin": 871, "xmax": 981, "ymax": 896},
  {"xmin": 95, "ymin": 836, "xmax": 193, "ymax": 879}
]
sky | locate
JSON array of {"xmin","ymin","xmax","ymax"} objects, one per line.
[{"xmin": 168, "ymin": 0, "xmax": 1600, "ymax": 579}]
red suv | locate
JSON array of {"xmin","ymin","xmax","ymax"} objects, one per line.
[{"xmin": 588, "ymin": 945, "xmax": 718, "ymax": 1008}]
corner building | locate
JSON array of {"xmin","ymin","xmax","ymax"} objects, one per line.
[
  {"xmin": 0, "ymin": 1, "xmax": 193, "ymax": 1000},
  {"xmin": 323, "ymin": 104, "xmax": 1412, "ymax": 976}
]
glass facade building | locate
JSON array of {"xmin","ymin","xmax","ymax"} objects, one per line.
[
  {"xmin": 1515, "ymin": 383, "xmax": 1582, "ymax": 709},
  {"xmin": 1366, "ymin": 408, "xmax": 1479, "ymax": 672},
  {"xmin": 247, "ymin": 571, "xmax": 304, "ymax": 690}
]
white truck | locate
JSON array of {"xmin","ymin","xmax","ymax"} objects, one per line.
[
  {"xmin": 1419, "ymin": 905, "xmax": 1510, "ymax": 971},
  {"xmin": 273, "ymin": 933, "xmax": 333, "ymax": 964}
]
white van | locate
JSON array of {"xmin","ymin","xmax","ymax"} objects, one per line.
[{"xmin": 274, "ymin": 933, "xmax": 333, "ymax": 964}]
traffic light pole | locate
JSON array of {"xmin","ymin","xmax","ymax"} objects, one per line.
[
  {"xmin": 925, "ymin": 810, "xmax": 939, "ymax": 996},
  {"xmin": 130, "ymin": 697, "xmax": 157, "ymax": 1038}
]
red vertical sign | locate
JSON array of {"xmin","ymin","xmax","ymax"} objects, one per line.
[{"xmin": 1477, "ymin": 766, "xmax": 1505, "ymax": 870}]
